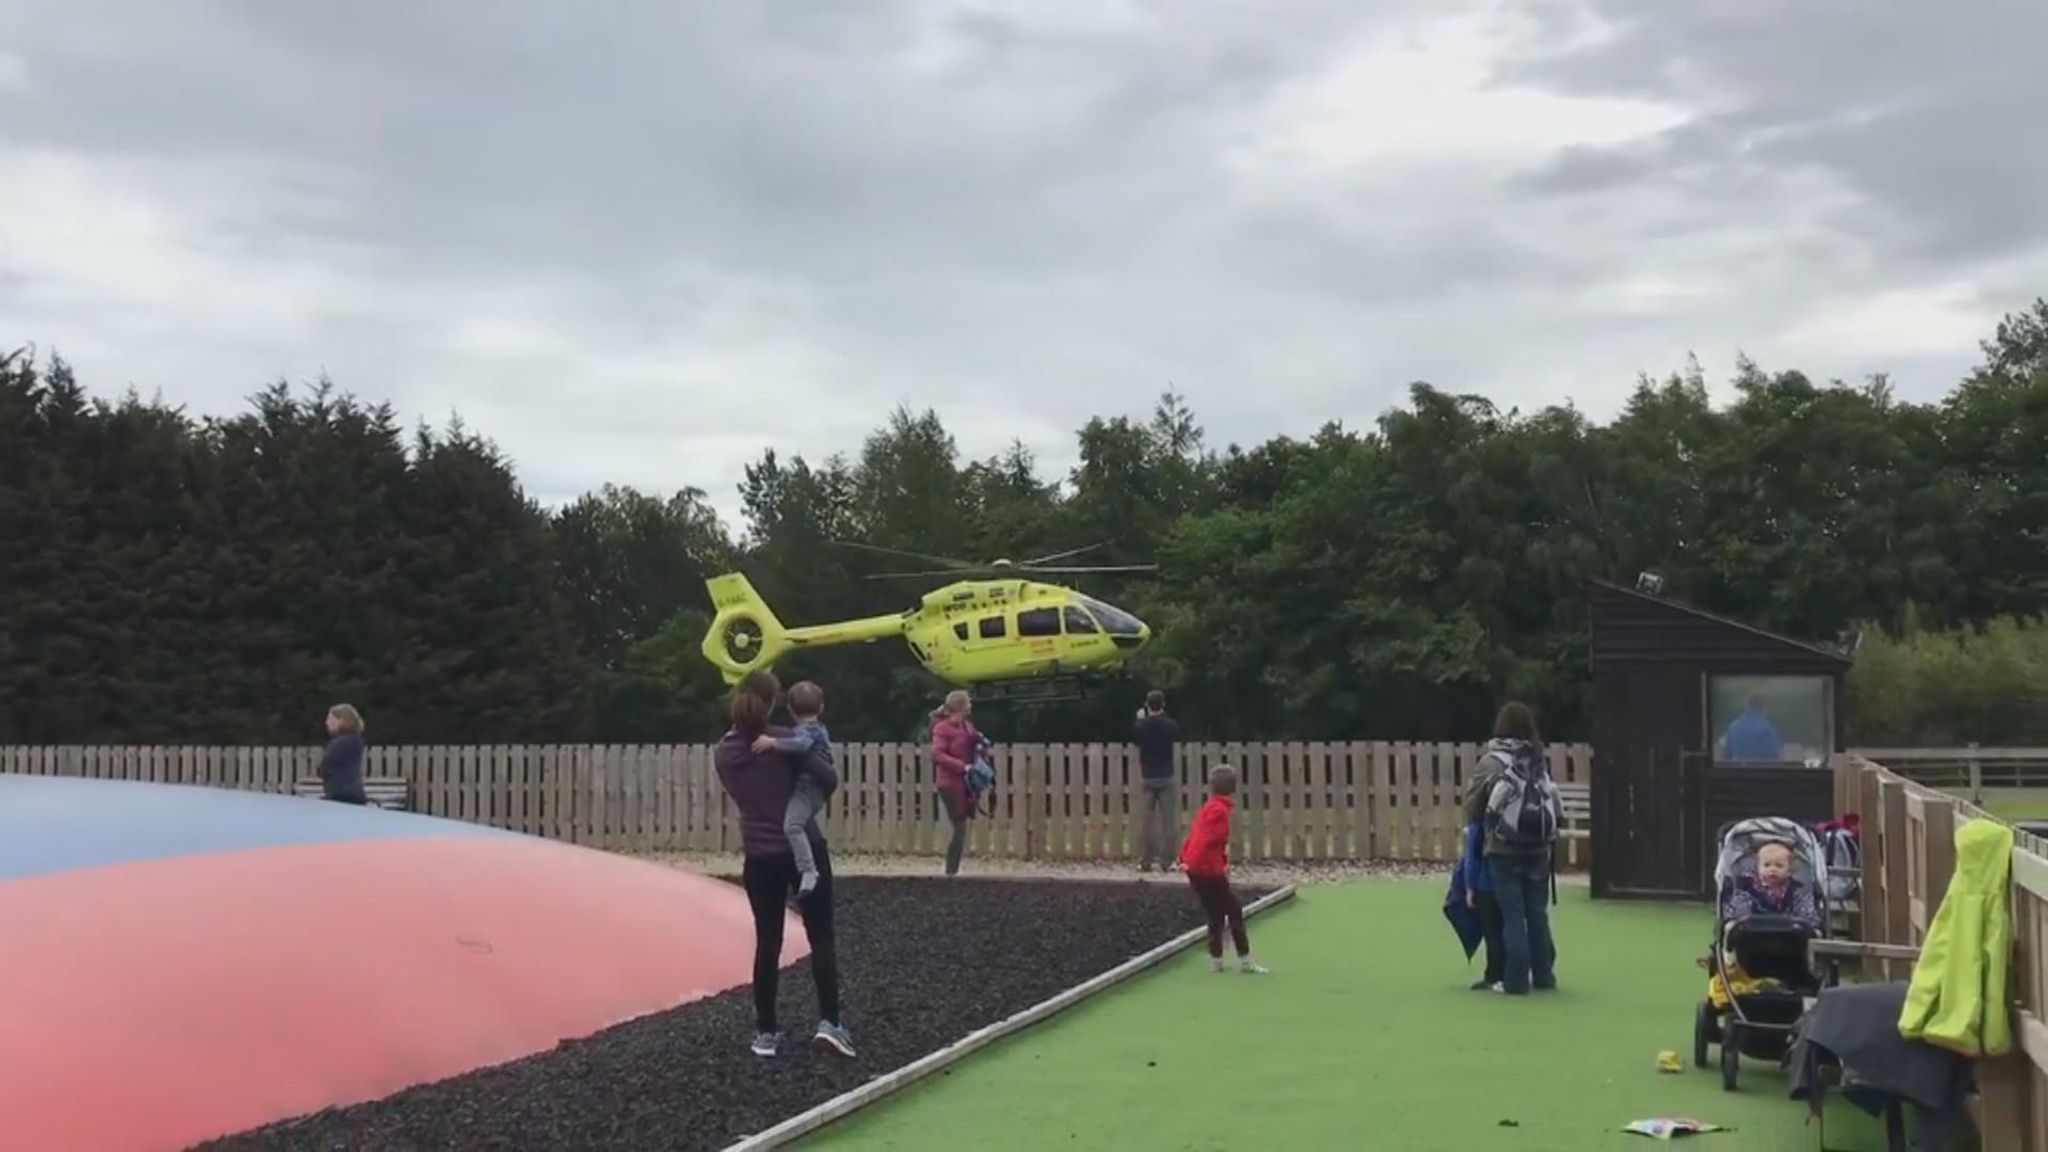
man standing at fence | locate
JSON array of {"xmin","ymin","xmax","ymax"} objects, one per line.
[{"xmin": 1133, "ymin": 690, "xmax": 1181, "ymax": 872}]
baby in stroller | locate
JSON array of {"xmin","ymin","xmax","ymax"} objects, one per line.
[
  {"xmin": 1723, "ymin": 841, "xmax": 1822, "ymax": 933},
  {"xmin": 1695, "ymin": 818, "xmax": 1831, "ymax": 1090}
]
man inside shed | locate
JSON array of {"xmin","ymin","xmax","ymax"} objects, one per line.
[
  {"xmin": 1720, "ymin": 692, "xmax": 1786, "ymax": 762},
  {"xmin": 1132, "ymin": 690, "xmax": 1181, "ymax": 871}
]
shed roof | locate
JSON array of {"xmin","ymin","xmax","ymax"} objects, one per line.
[{"xmin": 1586, "ymin": 577, "xmax": 1854, "ymax": 670}]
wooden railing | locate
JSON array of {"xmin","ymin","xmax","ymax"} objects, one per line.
[
  {"xmin": 0, "ymin": 741, "xmax": 1592, "ymax": 865},
  {"xmin": 1832, "ymin": 752, "xmax": 2048, "ymax": 1145},
  {"xmin": 1852, "ymin": 746, "xmax": 2048, "ymax": 803}
]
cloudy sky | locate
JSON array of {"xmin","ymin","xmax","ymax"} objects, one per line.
[{"xmin": 3, "ymin": 0, "xmax": 2041, "ymax": 525}]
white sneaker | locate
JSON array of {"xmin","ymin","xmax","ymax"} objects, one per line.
[
  {"xmin": 1238, "ymin": 957, "xmax": 1269, "ymax": 974},
  {"xmin": 1209, "ymin": 957, "xmax": 1225, "ymax": 973},
  {"xmin": 750, "ymin": 1031, "xmax": 781, "ymax": 1058}
]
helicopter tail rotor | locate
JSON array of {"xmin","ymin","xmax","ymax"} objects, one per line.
[{"xmin": 700, "ymin": 572, "xmax": 793, "ymax": 684}]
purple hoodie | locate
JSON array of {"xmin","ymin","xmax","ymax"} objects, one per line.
[{"xmin": 715, "ymin": 726, "xmax": 839, "ymax": 857}]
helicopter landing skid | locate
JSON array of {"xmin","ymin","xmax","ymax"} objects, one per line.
[{"xmin": 972, "ymin": 676, "xmax": 1094, "ymax": 704}]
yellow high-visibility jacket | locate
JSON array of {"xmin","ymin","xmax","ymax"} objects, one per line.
[{"xmin": 1898, "ymin": 817, "xmax": 2015, "ymax": 1057}]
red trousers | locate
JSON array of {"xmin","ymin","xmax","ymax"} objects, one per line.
[{"xmin": 1187, "ymin": 872, "xmax": 1250, "ymax": 958}]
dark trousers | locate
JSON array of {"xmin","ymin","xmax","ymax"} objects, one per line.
[
  {"xmin": 1187, "ymin": 873, "xmax": 1250, "ymax": 958},
  {"xmin": 741, "ymin": 841, "xmax": 841, "ymax": 1033},
  {"xmin": 938, "ymin": 788, "xmax": 969, "ymax": 876},
  {"xmin": 1138, "ymin": 778, "xmax": 1176, "ymax": 867},
  {"xmin": 1475, "ymin": 890, "xmax": 1506, "ymax": 984},
  {"xmin": 1492, "ymin": 853, "xmax": 1556, "ymax": 994}
]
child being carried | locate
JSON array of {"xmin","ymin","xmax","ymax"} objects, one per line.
[{"xmin": 752, "ymin": 680, "xmax": 835, "ymax": 897}]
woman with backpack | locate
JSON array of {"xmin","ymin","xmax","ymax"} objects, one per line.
[
  {"xmin": 930, "ymin": 690, "xmax": 982, "ymax": 877},
  {"xmin": 1459, "ymin": 701, "xmax": 1561, "ymax": 996}
]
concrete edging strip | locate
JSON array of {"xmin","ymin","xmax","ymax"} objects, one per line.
[{"xmin": 723, "ymin": 882, "xmax": 1300, "ymax": 1151}]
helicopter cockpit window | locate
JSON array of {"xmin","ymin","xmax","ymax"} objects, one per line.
[
  {"xmin": 1077, "ymin": 595, "xmax": 1143, "ymax": 636},
  {"xmin": 953, "ymin": 622, "xmax": 969, "ymax": 641},
  {"xmin": 979, "ymin": 616, "xmax": 1006, "ymax": 639},
  {"xmin": 1017, "ymin": 608, "xmax": 1058, "ymax": 637},
  {"xmin": 1062, "ymin": 606, "xmax": 1099, "ymax": 634}
]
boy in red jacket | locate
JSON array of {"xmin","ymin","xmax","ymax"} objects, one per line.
[{"xmin": 1180, "ymin": 764, "xmax": 1269, "ymax": 974}]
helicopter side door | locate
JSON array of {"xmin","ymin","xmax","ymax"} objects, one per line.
[{"xmin": 1058, "ymin": 604, "xmax": 1114, "ymax": 666}]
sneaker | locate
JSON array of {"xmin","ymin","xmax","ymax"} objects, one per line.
[
  {"xmin": 750, "ymin": 1031, "xmax": 781, "ymax": 1058},
  {"xmin": 813, "ymin": 1021, "xmax": 856, "ymax": 1058},
  {"xmin": 1469, "ymin": 979, "xmax": 1496, "ymax": 991},
  {"xmin": 1209, "ymin": 957, "xmax": 1225, "ymax": 973},
  {"xmin": 1238, "ymin": 957, "xmax": 1269, "ymax": 974}
]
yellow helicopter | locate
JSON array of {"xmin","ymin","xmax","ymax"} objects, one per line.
[{"xmin": 699, "ymin": 544, "xmax": 1156, "ymax": 702}]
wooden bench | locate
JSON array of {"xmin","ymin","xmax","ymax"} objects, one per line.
[
  {"xmin": 293, "ymin": 776, "xmax": 412, "ymax": 811},
  {"xmin": 1556, "ymin": 782, "xmax": 1590, "ymax": 841},
  {"xmin": 1556, "ymin": 781, "xmax": 1591, "ymax": 867}
]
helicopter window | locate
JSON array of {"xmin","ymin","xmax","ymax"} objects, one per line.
[
  {"xmin": 1062, "ymin": 606, "xmax": 1099, "ymax": 634},
  {"xmin": 1017, "ymin": 608, "xmax": 1059, "ymax": 637},
  {"xmin": 1077, "ymin": 595, "xmax": 1144, "ymax": 636},
  {"xmin": 953, "ymin": 622, "xmax": 969, "ymax": 641},
  {"xmin": 979, "ymin": 616, "xmax": 1007, "ymax": 639}
]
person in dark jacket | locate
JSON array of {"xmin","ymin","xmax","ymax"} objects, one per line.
[
  {"xmin": 1459, "ymin": 701, "xmax": 1558, "ymax": 995},
  {"xmin": 1132, "ymin": 690, "xmax": 1180, "ymax": 872},
  {"xmin": 714, "ymin": 670, "xmax": 855, "ymax": 1060},
  {"xmin": 319, "ymin": 704, "xmax": 369, "ymax": 805}
]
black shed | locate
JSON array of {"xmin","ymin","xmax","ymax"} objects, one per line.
[{"xmin": 1587, "ymin": 576, "xmax": 1853, "ymax": 901}]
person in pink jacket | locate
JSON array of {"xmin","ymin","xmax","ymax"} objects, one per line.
[{"xmin": 930, "ymin": 689, "xmax": 982, "ymax": 876}]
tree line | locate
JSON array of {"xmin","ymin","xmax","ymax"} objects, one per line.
[{"xmin": 2, "ymin": 300, "xmax": 2044, "ymax": 748}]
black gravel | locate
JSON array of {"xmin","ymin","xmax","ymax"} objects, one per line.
[{"xmin": 195, "ymin": 876, "xmax": 1265, "ymax": 1152}]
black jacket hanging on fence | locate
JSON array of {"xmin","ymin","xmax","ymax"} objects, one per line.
[{"xmin": 1787, "ymin": 981, "xmax": 1971, "ymax": 1152}]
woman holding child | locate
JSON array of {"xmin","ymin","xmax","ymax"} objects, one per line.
[{"xmin": 714, "ymin": 670, "xmax": 856, "ymax": 1061}]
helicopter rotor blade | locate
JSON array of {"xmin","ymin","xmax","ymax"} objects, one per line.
[
  {"xmin": 1018, "ymin": 542, "xmax": 1106, "ymax": 566},
  {"xmin": 832, "ymin": 541, "xmax": 979, "ymax": 570},
  {"xmin": 861, "ymin": 568, "xmax": 971, "ymax": 580},
  {"xmin": 1014, "ymin": 564, "xmax": 1158, "ymax": 574}
]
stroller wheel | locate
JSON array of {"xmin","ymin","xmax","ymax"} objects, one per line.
[
  {"xmin": 1720, "ymin": 1022, "xmax": 1742, "ymax": 1091},
  {"xmin": 1693, "ymin": 1001, "xmax": 1716, "ymax": 1069}
]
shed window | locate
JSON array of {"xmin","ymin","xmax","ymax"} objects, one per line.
[
  {"xmin": 1018, "ymin": 608, "xmax": 1059, "ymax": 637},
  {"xmin": 1709, "ymin": 674, "xmax": 1832, "ymax": 765}
]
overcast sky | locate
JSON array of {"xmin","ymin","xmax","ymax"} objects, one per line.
[{"xmin": 3, "ymin": 0, "xmax": 2041, "ymax": 526}]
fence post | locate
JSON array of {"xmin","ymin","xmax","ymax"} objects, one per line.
[
  {"xmin": 1969, "ymin": 742, "xmax": 1983, "ymax": 805},
  {"xmin": 1023, "ymin": 745, "xmax": 1041, "ymax": 862}
]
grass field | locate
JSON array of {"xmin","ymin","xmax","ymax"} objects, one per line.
[
  {"xmin": 1975, "ymin": 788, "xmax": 2048, "ymax": 823},
  {"xmin": 803, "ymin": 879, "xmax": 1886, "ymax": 1151}
]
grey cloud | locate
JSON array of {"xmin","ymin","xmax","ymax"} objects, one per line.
[
  {"xmin": 1498, "ymin": 1, "xmax": 2048, "ymax": 266},
  {"xmin": 1, "ymin": 0, "xmax": 2040, "ymax": 526}
]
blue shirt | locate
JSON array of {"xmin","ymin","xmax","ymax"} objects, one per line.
[
  {"xmin": 1723, "ymin": 711, "xmax": 1785, "ymax": 761},
  {"xmin": 1460, "ymin": 821, "xmax": 1494, "ymax": 893}
]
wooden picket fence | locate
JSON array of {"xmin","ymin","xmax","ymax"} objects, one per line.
[
  {"xmin": 1832, "ymin": 752, "xmax": 2048, "ymax": 1146},
  {"xmin": 0, "ymin": 741, "xmax": 1593, "ymax": 865}
]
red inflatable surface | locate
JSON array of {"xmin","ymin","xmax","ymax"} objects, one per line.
[{"xmin": 0, "ymin": 778, "xmax": 803, "ymax": 1152}]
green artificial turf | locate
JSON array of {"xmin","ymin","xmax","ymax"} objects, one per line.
[{"xmin": 804, "ymin": 878, "xmax": 1888, "ymax": 1152}]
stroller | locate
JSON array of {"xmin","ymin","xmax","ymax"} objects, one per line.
[{"xmin": 1693, "ymin": 817, "xmax": 1830, "ymax": 1091}]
